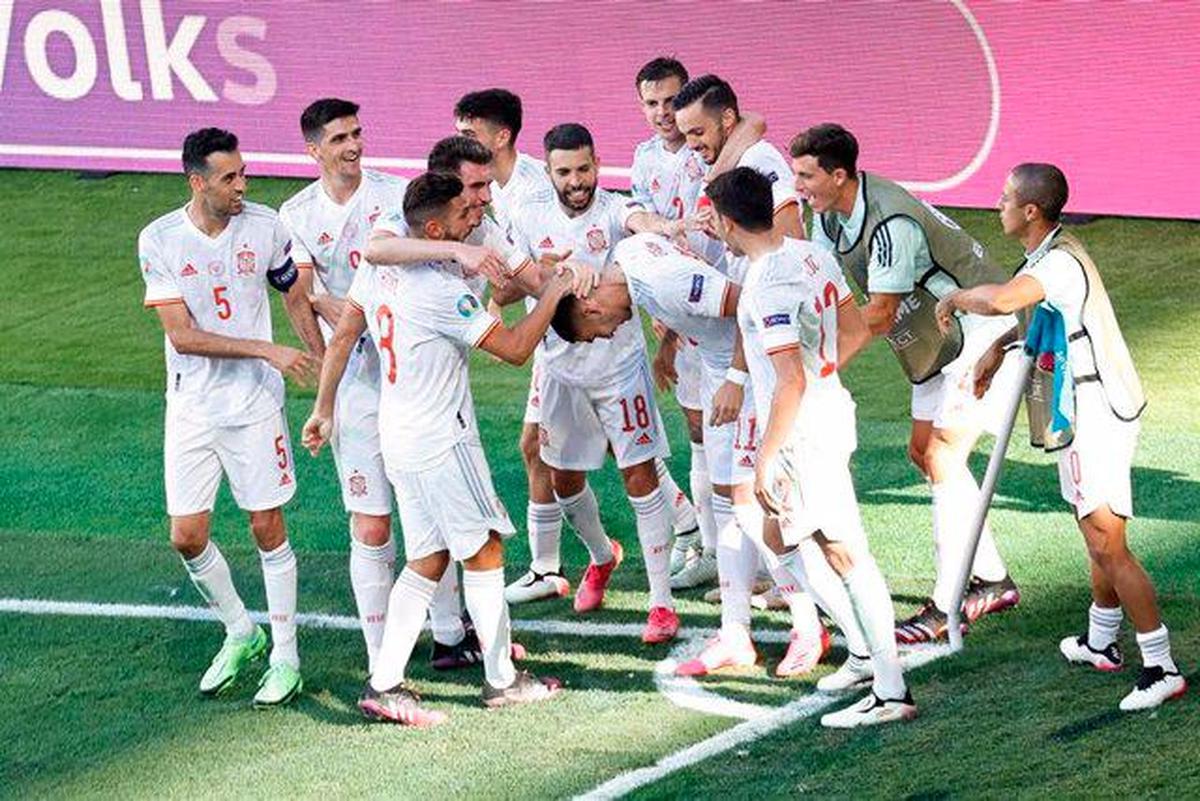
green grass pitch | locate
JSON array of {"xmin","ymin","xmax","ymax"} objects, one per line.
[{"xmin": 1, "ymin": 168, "xmax": 1198, "ymax": 798}]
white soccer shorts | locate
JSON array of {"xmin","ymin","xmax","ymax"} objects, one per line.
[
  {"xmin": 1058, "ymin": 385, "xmax": 1139, "ymax": 520},
  {"xmin": 538, "ymin": 360, "xmax": 670, "ymax": 471},
  {"xmin": 911, "ymin": 329, "xmax": 1024, "ymax": 435},
  {"xmin": 522, "ymin": 357, "xmax": 544, "ymax": 425},
  {"xmin": 674, "ymin": 338, "xmax": 703, "ymax": 412},
  {"xmin": 699, "ymin": 362, "xmax": 757, "ymax": 486},
  {"xmin": 164, "ymin": 406, "xmax": 296, "ymax": 516},
  {"xmin": 388, "ymin": 438, "xmax": 516, "ymax": 563},
  {"xmin": 331, "ymin": 341, "xmax": 393, "ymax": 516}
]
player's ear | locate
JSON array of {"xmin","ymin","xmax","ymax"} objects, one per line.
[
  {"xmin": 721, "ymin": 107, "xmax": 737, "ymax": 131},
  {"xmin": 497, "ymin": 127, "xmax": 512, "ymax": 151},
  {"xmin": 423, "ymin": 218, "xmax": 445, "ymax": 240},
  {"xmin": 187, "ymin": 171, "xmax": 206, "ymax": 195},
  {"xmin": 305, "ymin": 138, "xmax": 320, "ymax": 162}
]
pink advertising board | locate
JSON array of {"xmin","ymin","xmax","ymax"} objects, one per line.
[{"xmin": 1, "ymin": 1, "xmax": 1197, "ymax": 219}]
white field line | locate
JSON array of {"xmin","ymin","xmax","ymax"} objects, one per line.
[
  {"xmin": 579, "ymin": 642, "xmax": 953, "ymax": 800},
  {"xmin": 0, "ymin": 597, "xmax": 792, "ymax": 643}
]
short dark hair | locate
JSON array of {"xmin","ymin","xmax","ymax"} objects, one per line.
[
  {"xmin": 454, "ymin": 88, "xmax": 523, "ymax": 141},
  {"xmin": 1011, "ymin": 163, "xmax": 1069, "ymax": 223},
  {"xmin": 403, "ymin": 172, "xmax": 464, "ymax": 231},
  {"xmin": 671, "ymin": 74, "xmax": 738, "ymax": 117},
  {"xmin": 543, "ymin": 123, "xmax": 594, "ymax": 155},
  {"xmin": 789, "ymin": 123, "xmax": 858, "ymax": 178},
  {"xmin": 550, "ymin": 295, "xmax": 582, "ymax": 342},
  {"xmin": 635, "ymin": 57, "xmax": 688, "ymax": 90},
  {"xmin": 427, "ymin": 136, "xmax": 493, "ymax": 175},
  {"xmin": 182, "ymin": 128, "xmax": 238, "ymax": 175},
  {"xmin": 705, "ymin": 167, "xmax": 774, "ymax": 232},
  {"xmin": 300, "ymin": 98, "xmax": 360, "ymax": 143}
]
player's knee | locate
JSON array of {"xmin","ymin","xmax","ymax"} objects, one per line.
[
  {"xmin": 351, "ymin": 513, "xmax": 391, "ymax": 547},
  {"xmin": 1082, "ymin": 526, "xmax": 1129, "ymax": 569},
  {"xmin": 907, "ymin": 440, "xmax": 930, "ymax": 476},
  {"xmin": 463, "ymin": 533, "xmax": 505, "ymax": 571},
  {"xmin": 519, "ymin": 425, "xmax": 542, "ymax": 468},
  {"xmin": 621, "ymin": 461, "xmax": 658, "ymax": 498},
  {"xmin": 552, "ymin": 470, "xmax": 586, "ymax": 499},
  {"xmin": 818, "ymin": 537, "xmax": 855, "ymax": 576},
  {"xmin": 169, "ymin": 518, "xmax": 209, "ymax": 559},
  {"xmin": 408, "ymin": 550, "xmax": 450, "ymax": 582},
  {"xmin": 248, "ymin": 508, "xmax": 286, "ymax": 550},
  {"xmin": 923, "ymin": 436, "xmax": 957, "ymax": 482}
]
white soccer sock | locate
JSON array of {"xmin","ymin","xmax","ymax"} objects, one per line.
[
  {"xmin": 716, "ymin": 498, "xmax": 757, "ymax": 632},
  {"xmin": 1136, "ymin": 625, "xmax": 1177, "ymax": 673},
  {"xmin": 349, "ymin": 534, "xmax": 395, "ymax": 673},
  {"xmin": 689, "ymin": 442, "xmax": 717, "ymax": 552},
  {"xmin": 527, "ymin": 501, "xmax": 563, "ymax": 574},
  {"xmin": 182, "ymin": 541, "xmax": 255, "ymax": 640},
  {"xmin": 1087, "ymin": 603, "xmax": 1122, "ymax": 650},
  {"xmin": 463, "ymin": 567, "xmax": 517, "ymax": 689},
  {"xmin": 630, "ymin": 488, "xmax": 674, "ymax": 609},
  {"xmin": 656, "ymin": 458, "xmax": 698, "ymax": 535},
  {"xmin": 930, "ymin": 475, "xmax": 1007, "ymax": 611},
  {"xmin": 429, "ymin": 565, "xmax": 465, "ymax": 647},
  {"xmin": 557, "ymin": 485, "xmax": 615, "ymax": 565},
  {"xmin": 843, "ymin": 556, "xmax": 906, "ymax": 700},
  {"xmin": 795, "ymin": 539, "xmax": 870, "ymax": 656},
  {"xmin": 370, "ymin": 567, "xmax": 437, "ymax": 692},
  {"xmin": 258, "ymin": 539, "xmax": 299, "ymax": 669},
  {"xmin": 769, "ymin": 554, "xmax": 822, "ymax": 637}
]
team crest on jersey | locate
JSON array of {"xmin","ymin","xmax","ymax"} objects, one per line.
[
  {"xmin": 180, "ymin": 262, "xmax": 198, "ymax": 277},
  {"xmin": 645, "ymin": 241, "xmax": 666, "ymax": 257},
  {"xmin": 317, "ymin": 231, "xmax": 333, "ymax": 246},
  {"xmin": 207, "ymin": 259, "xmax": 225, "ymax": 277},
  {"xmin": 456, "ymin": 293, "xmax": 481, "ymax": 318},
  {"xmin": 586, "ymin": 227, "xmax": 608, "ymax": 254},
  {"xmin": 347, "ymin": 471, "xmax": 368, "ymax": 498},
  {"xmin": 685, "ymin": 154, "xmax": 704, "ymax": 180},
  {"xmin": 236, "ymin": 248, "xmax": 257, "ymax": 276}
]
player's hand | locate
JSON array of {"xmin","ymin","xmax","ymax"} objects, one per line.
[
  {"xmin": 301, "ymin": 412, "xmax": 332, "ymax": 457},
  {"xmin": 754, "ymin": 452, "xmax": 787, "ymax": 517},
  {"xmin": 455, "ymin": 243, "xmax": 510, "ymax": 288},
  {"xmin": 709, "ymin": 380, "xmax": 744, "ymax": 426},
  {"xmin": 538, "ymin": 248, "xmax": 573, "ymax": 272},
  {"xmin": 973, "ymin": 341, "xmax": 1005, "ymax": 399},
  {"xmin": 651, "ymin": 319, "xmax": 669, "ymax": 341},
  {"xmin": 557, "ymin": 261, "xmax": 599, "ymax": 297},
  {"xmin": 692, "ymin": 199, "xmax": 719, "ymax": 239},
  {"xmin": 309, "ymin": 293, "xmax": 346, "ymax": 328},
  {"xmin": 652, "ymin": 340, "xmax": 679, "ymax": 391},
  {"xmin": 268, "ymin": 345, "xmax": 320, "ymax": 386},
  {"xmin": 935, "ymin": 292, "xmax": 960, "ymax": 334}
]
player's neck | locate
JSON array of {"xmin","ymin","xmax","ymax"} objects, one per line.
[
  {"xmin": 186, "ymin": 198, "xmax": 230, "ymax": 238},
  {"xmin": 832, "ymin": 176, "xmax": 859, "ymax": 217},
  {"xmin": 1020, "ymin": 220, "xmax": 1057, "ymax": 254},
  {"xmin": 492, "ymin": 147, "xmax": 518, "ymax": 186},
  {"xmin": 321, "ymin": 170, "xmax": 362, "ymax": 205},
  {"xmin": 660, "ymin": 133, "xmax": 686, "ymax": 153},
  {"xmin": 740, "ymin": 229, "xmax": 785, "ymax": 261}
]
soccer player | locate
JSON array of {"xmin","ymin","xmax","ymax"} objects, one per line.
[
  {"xmin": 791, "ymin": 123, "xmax": 1021, "ymax": 643},
  {"xmin": 137, "ymin": 128, "xmax": 314, "ymax": 706},
  {"xmin": 935, "ymin": 163, "xmax": 1185, "ymax": 711},
  {"xmin": 507, "ymin": 122, "xmax": 694, "ymax": 642},
  {"xmin": 550, "ymin": 231, "xmax": 864, "ymax": 678},
  {"xmin": 630, "ymin": 57, "xmax": 766, "ymax": 591},
  {"xmin": 708, "ymin": 167, "xmax": 916, "ymax": 727},
  {"xmin": 453, "ymin": 89, "xmax": 701, "ymax": 603},
  {"xmin": 303, "ymin": 173, "xmax": 572, "ymax": 725}
]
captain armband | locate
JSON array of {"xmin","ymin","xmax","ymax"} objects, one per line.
[{"xmin": 268, "ymin": 257, "xmax": 298, "ymax": 292}]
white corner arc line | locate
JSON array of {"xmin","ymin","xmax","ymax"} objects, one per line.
[
  {"xmin": 580, "ymin": 644, "xmax": 953, "ymax": 800},
  {"xmin": 898, "ymin": 0, "xmax": 1001, "ymax": 194}
]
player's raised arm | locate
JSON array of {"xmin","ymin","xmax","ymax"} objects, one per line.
[
  {"xmin": 477, "ymin": 270, "xmax": 573, "ymax": 365},
  {"xmin": 708, "ymin": 110, "xmax": 766, "ymax": 180}
]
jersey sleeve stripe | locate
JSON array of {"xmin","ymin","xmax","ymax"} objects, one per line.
[
  {"xmin": 472, "ymin": 316, "xmax": 503, "ymax": 348},
  {"xmin": 837, "ymin": 294, "xmax": 856, "ymax": 308},
  {"xmin": 347, "ymin": 297, "xmax": 364, "ymax": 312},
  {"xmin": 144, "ymin": 297, "xmax": 184, "ymax": 308},
  {"xmin": 765, "ymin": 343, "xmax": 801, "ymax": 356},
  {"xmin": 509, "ymin": 258, "xmax": 534, "ymax": 278},
  {"xmin": 773, "ymin": 197, "xmax": 800, "ymax": 214}
]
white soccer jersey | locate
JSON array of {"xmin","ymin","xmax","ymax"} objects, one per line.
[
  {"xmin": 738, "ymin": 238, "xmax": 852, "ymax": 431},
  {"xmin": 139, "ymin": 201, "xmax": 292, "ymax": 427},
  {"xmin": 347, "ymin": 260, "xmax": 499, "ymax": 472},
  {"xmin": 490, "ymin": 152, "xmax": 553, "ymax": 235},
  {"xmin": 279, "ymin": 168, "xmax": 409, "ymax": 309},
  {"xmin": 510, "ymin": 188, "xmax": 648, "ymax": 386},
  {"xmin": 631, "ymin": 136, "xmax": 726, "ymax": 270},
  {"xmin": 614, "ymin": 233, "xmax": 736, "ymax": 372}
]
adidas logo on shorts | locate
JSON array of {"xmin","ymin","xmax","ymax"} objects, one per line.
[{"xmin": 635, "ymin": 433, "xmax": 653, "ymax": 445}]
